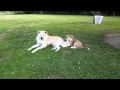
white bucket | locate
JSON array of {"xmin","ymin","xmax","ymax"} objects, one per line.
[{"xmin": 94, "ymin": 15, "xmax": 103, "ymax": 24}]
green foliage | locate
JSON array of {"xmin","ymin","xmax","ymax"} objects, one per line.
[
  {"xmin": 0, "ymin": 11, "xmax": 15, "ymax": 15},
  {"xmin": 14, "ymin": 11, "xmax": 25, "ymax": 14},
  {"xmin": 0, "ymin": 11, "xmax": 25, "ymax": 15},
  {"xmin": 1, "ymin": 11, "xmax": 120, "ymax": 16}
]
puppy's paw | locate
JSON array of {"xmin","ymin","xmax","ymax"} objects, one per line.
[{"xmin": 70, "ymin": 46, "xmax": 76, "ymax": 49}]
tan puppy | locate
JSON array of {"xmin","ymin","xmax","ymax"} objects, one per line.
[
  {"xmin": 28, "ymin": 30, "xmax": 65, "ymax": 53},
  {"xmin": 62, "ymin": 35, "xmax": 90, "ymax": 50}
]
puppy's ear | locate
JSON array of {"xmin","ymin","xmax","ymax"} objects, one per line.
[
  {"xmin": 45, "ymin": 31, "xmax": 48, "ymax": 34},
  {"xmin": 70, "ymin": 35, "xmax": 74, "ymax": 38}
]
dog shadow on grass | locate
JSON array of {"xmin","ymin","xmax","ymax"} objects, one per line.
[
  {"xmin": 79, "ymin": 22, "xmax": 93, "ymax": 24},
  {"xmin": 60, "ymin": 22, "xmax": 93, "ymax": 25}
]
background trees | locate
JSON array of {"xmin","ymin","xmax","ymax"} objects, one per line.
[{"xmin": 0, "ymin": 11, "xmax": 120, "ymax": 16}]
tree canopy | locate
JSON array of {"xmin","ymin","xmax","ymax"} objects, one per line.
[{"xmin": 1, "ymin": 11, "xmax": 120, "ymax": 16}]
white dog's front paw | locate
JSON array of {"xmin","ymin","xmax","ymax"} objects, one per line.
[
  {"xmin": 55, "ymin": 50, "xmax": 58, "ymax": 52},
  {"xmin": 28, "ymin": 48, "xmax": 31, "ymax": 51},
  {"xmin": 32, "ymin": 50, "xmax": 36, "ymax": 53},
  {"xmin": 51, "ymin": 48, "xmax": 56, "ymax": 50}
]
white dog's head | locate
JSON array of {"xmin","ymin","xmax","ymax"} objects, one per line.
[{"xmin": 37, "ymin": 30, "xmax": 48, "ymax": 40}]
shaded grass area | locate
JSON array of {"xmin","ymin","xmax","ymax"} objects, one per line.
[{"xmin": 0, "ymin": 15, "xmax": 120, "ymax": 79}]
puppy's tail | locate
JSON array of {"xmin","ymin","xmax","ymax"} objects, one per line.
[
  {"xmin": 83, "ymin": 44, "xmax": 90, "ymax": 50},
  {"xmin": 85, "ymin": 47, "xmax": 90, "ymax": 50}
]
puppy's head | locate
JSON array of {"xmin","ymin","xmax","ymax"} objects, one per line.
[
  {"xmin": 66, "ymin": 35, "xmax": 74, "ymax": 42},
  {"xmin": 37, "ymin": 30, "xmax": 48, "ymax": 40}
]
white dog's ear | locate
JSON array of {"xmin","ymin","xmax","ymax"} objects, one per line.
[{"xmin": 45, "ymin": 31, "xmax": 48, "ymax": 34}]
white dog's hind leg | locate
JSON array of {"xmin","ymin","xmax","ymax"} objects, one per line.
[
  {"xmin": 28, "ymin": 44, "xmax": 40, "ymax": 51},
  {"xmin": 32, "ymin": 45, "xmax": 47, "ymax": 53}
]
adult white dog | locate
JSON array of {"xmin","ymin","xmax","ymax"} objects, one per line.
[{"xmin": 28, "ymin": 30, "xmax": 65, "ymax": 53}]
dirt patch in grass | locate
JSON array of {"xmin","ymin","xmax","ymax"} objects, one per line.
[
  {"xmin": 79, "ymin": 22, "xmax": 93, "ymax": 24},
  {"xmin": 0, "ymin": 33, "xmax": 6, "ymax": 40},
  {"xmin": 64, "ymin": 50, "xmax": 72, "ymax": 54},
  {"xmin": 104, "ymin": 33, "xmax": 120, "ymax": 49},
  {"xmin": 0, "ymin": 29, "xmax": 12, "ymax": 40}
]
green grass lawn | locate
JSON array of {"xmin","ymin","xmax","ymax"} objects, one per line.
[{"xmin": 0, "ymin": 14, "xmax": 120, "ymax": 79}]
